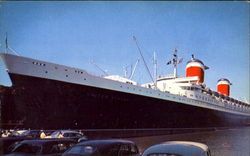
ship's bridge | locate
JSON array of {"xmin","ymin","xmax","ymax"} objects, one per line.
[{"xmin": 156, "ymin": 76, "xmax": 201, "ymax": 94}]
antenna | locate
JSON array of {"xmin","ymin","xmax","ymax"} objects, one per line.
[
  {"xmin": 133, "ymin": 36, "xmax": 154, "ymax": 83},
  {"xmin": 91, "ymin": 61, "xmax": 108, "ymax": 76},
  {"xmin": 166, "ymin": 48, "xmax": 183, "ymax": 78}
]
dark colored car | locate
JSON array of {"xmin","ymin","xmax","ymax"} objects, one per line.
[
  {"xmin": 6, "ymin": 138, "xmax": 77, "ymax": 156},
  {"xmin": 62, "ymin": 139, "xmax": 140, "ymax": 156},
  {"xmin": 0, "ymin": 137, "xmax": 34, "ymax": 154}
]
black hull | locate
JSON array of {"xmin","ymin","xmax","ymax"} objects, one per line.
[{"xmin": 1, "ymin": 73, "xmax": 250, "ymax": 129}]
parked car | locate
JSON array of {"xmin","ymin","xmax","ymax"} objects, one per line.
[
  {"xmin": 0, "ymin": 137, "xmax": 34, "ymax": 154},
  {"xmin": 62, "ymin": 139, "xmax": 140, "ymax": 156},
  {"xmin": 46, "ymin": 130, "xmax": 87, "ymax": 142},
  {"xmin": 9, "ymin": 130, "xmax": 27, "ymax": 137},
  {"xmin": 18, "ymin": 130, "xmax": 43, "ymax": 138},
  {"xmin": 6, "ymin": 138, "xmax": 77, "ymax": 156},
  {"xmin": 142, "ymin": 141, "xmax": 211, "ymax": 156}
]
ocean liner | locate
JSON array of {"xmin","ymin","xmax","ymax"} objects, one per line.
[{"xmin": 0, "ymin": 45, "xmax": 250, "ymax": 129}]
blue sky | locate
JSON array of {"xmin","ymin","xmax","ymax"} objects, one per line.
[{"xmin": 0, "ymin": 1, "xmax": 249, "ymax": 102}]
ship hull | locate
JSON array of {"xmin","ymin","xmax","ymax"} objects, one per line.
[{"xmin": 1, "ymin": 73, "xmax": 250, "ymax": 129}]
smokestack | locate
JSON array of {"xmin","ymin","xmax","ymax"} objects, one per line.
[
  {"xmin": 186, "ymin": 55, "xmax": 209, "ymax": 84},
  {"xmin": 217, "ymin": 78, "xmax": 232, "ymax": 96}
]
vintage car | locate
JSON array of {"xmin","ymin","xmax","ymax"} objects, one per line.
[
  {"xmin": 46, "ymin": 130, "xmax": 87, "ymax": 142},
  {"xmin": 6, "ymin": 138, "xmax": 77, "ymax": 156},
  {"xmin": 62, "ymin": 139, "xmax": 140, "ymax": 156},
  {"xmin": 142, "ymin": 141, "xmax": 211, "ymax": 156}
]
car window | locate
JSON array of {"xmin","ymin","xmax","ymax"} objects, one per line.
[
  {"xmin": 66, "ymin": 145, "xmax": 96, "ymax": 155},
  {"xmin": 106, "ymin": 144, "xmax": 120, "ymax": 156},
  {"xmin": 119, "ymin": 144, "xmax": 131, "ymax": 156},
  {"xmin": 70, "ymin": 133, "xmax": 77, "ymax": 137},
  {"xmin": 130, "ymin": 145, "xmax": 139, "ymax": 154},
  {"xmin": 50, "ymin": 131, "xmax": 60, "ymax": 137},
  {"xmin": 207, "ymin": 149, "xmax": 212, "ymax": 156},
  {"xmin": 63, "ymin": 133, "xmax": 70, "ymax": 137}
]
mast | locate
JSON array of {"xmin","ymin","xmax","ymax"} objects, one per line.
[
  {"xmin": 166, "ymin": 48, "xmax": 183, "ymax": 78},
  {"xmin": 5, "ymin": 33, "xmax": 8, "ymax": 53},
  {"xmin": 153, "ymin": 52, "xmax": 157, "ymax": 88}
]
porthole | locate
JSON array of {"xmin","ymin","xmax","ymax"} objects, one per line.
[{"xmin": 66, "ymin": 75, "xmax": 68, "ymax": 77}]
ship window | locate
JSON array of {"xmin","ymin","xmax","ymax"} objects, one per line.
[
  {"xmin": 81, "ymin": 72, "xmax": 83, "ymax": 74},
  {"xmin": 45, "ymin": 71, "xmax": 48, "ymax": 73},
  {"xmin": 55, "ymin": 67, "xmax": 58, "ymax": 69},
  {"xmin": 120, "ymin": 86, "xmax": 122, "ymax": 88},
  {"xmin": 66, "ymin": 75, "xmax": 68, "ymax": 77},
  {"xmin": 65, "ymin": 69, "xmax": 68, "ymax": 71},
  {"xmin": 84, "ymin": 78, "xmax": 86, "ymax": 80}
]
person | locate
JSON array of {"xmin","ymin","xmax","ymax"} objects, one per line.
[{"xmin": 40, "ymin": 130, "xmax": 46, "ymax": 139}]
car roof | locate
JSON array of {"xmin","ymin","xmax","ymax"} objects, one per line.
[
  {"xmin": 19, "ymin": 138, "xmax": 75, "ymax": 144},
  {"xmin": 77, "ymin": 139, "xmax": 135, "ymax": 146},
  {"xmin": 162, "ymin": 141, "xmax": 209, "ymax": 151},
  {"xmin": 143, "ymin": 141, "xmax": 208, "ymax": 156},
  {"xmin": 54, "ymin": 130, "xmax": 79, "ymax": 133}
]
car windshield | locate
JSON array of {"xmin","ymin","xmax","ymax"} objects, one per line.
[
  {"xmin": 12, "ymin": 143, "xmax": 42, "ymax": 154},
  {"xmin": 19, "ymin": 130, "xmax": 30, "ymax": 136},
  {"xmin": 50, "ymin": 131, "xmax": 60, "ymax": 137},
  {"xmin": 66, "ymin": 145, "xmax": 96, "ymax": 155},
  {"xmin": 11, "ymin": 130, "xmax": 26, "ymax": 136}
]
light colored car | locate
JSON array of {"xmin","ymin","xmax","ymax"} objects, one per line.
[
  {"xmin": 45, "ymin": 130, "xmax": 87, "ymax": 142},
  {"xmin": 9, "ymin": 130, "xmax": 27, "ymax": 137},
  {"xmin": 142, "ymin": 141, "xmax": 211, "ymax": 156}
]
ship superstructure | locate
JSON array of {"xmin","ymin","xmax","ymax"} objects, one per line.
[{"xmin": 0, "ymin": 49, "xmax": 250, "ymax": 129}]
